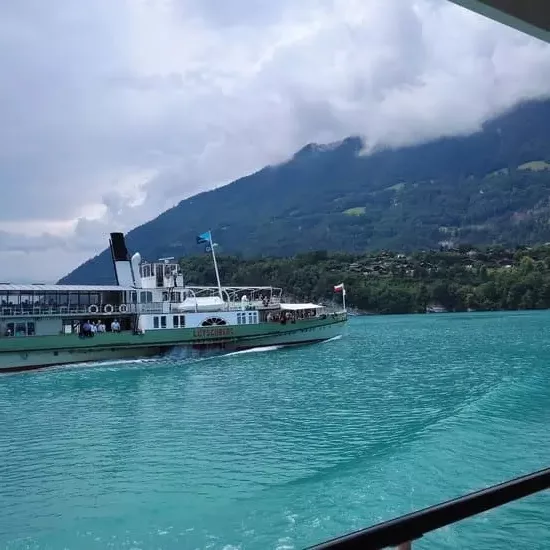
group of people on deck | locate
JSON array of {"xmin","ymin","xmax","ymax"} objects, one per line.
[
  {"xmin": 79, "ymin": 319, "xmax": 121, "ymax": 338},
  {"xmin": 267, "ymin": 311, "xmax": 295, "ymax": 325},
  {"xmin": 267, "ymin": 309, "xmax": 319, "ymax": 324}
]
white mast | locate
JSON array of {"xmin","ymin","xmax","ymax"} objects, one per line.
[
  {"xmin": 342, "ymin": 284, "xmax": 346, "ymax": 311},
  {"xmin": 334, "ymin": 283, "xmax": 346, "ymax": 311},
  {"xmin": 207, "ymin": 231, "xmax": 224, "ymax": 301}
]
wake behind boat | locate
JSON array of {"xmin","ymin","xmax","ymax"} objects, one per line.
[{"xmin": 0, "ymin": 232, "xmax": 347, "ymax": 372}]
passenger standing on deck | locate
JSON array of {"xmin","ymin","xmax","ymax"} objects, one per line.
[{"xmin": 82, "ymin": 320, "xmax": 91, "ymax": 337}]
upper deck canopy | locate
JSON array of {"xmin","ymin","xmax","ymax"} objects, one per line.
[{"xmin": 281, "ymin": 303, "xmax": 324, "ymax": 310}]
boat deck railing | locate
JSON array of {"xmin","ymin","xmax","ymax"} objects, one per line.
[
  {"xmin": 308, "ymin": 466, "xmax": 550, "ymax": 549},
  {"xmin": 0, "ymin": 299, "xmax": 349, "ymax": 318},
  {"xmin": 0, "ymin": 298, "xmax": 288, "ymax": 318}
]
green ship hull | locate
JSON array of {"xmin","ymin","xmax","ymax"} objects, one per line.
[
  {"xmin": 1, "ymin": 231, "xmax": 348, "ymax": 372},
  {"xmin": 0, "ymin": 314, "xmax": 347, "ymax": 372}
]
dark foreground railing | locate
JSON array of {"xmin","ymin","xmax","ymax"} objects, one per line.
[{"xmin": 308, "ymin": 467, "xmax": 550, "ymax": 550}]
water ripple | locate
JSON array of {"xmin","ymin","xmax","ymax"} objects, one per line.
[{"xmin": 1, "ymin": 311, "xmax": 549, "ymax": 549}]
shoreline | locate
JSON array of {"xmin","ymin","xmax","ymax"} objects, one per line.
[{"xmin": 348, "ymin": 307, "xmax": 548, "ymax": 316}]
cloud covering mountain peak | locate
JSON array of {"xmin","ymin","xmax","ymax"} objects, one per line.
[{"xmin": 1, "ymin": 0, "xmax": 550, "ymax": 281}]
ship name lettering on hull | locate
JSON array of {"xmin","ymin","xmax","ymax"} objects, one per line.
[{"xmin": 193, "ymin": 327, "xmax": 234, "ymax": 339}]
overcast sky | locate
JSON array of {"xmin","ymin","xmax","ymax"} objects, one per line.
[{"xmin": 2, "ymin": 0, "xmax": 550, "ymax": 282}]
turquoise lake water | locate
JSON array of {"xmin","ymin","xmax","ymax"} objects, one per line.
[{"xmin": 0, "ymin": 311, "xmax": 549, "ymax": 549}]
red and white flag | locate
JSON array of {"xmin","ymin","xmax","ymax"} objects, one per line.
[{"xmin": 334, "ymin": 283, "xmax": 345, "ymax": 293}]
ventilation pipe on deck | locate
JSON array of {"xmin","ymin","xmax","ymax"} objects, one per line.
[{"xmin": 131, "ymin": 253, "xmax": 142, "ymax": 288}]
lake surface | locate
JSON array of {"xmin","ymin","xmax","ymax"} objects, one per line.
[{"xmin": 1, "ymin": 311, "xmax": 549, "ymax": 549}]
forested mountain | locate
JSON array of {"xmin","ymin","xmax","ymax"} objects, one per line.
[
  {"xmin": 177, "ymin": 245, "xmax": 550, "ymax": 314},
  {"xmin": 61, "ymin": 98, "xmax": 550, "ymax": 284}
]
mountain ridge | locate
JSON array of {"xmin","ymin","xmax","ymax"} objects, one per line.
[{"xmin": 60, "ymin": 97, "xmax": 550, "ymax": 284}]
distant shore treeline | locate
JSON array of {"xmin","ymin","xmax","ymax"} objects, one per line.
[{"xmin": 179, "ymin": 244, "xmax": 550, "ymax": 314}]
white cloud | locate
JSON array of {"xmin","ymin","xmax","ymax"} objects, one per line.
[{"xmin": 1, "ymin": 0, "xmax": 550, "ymax": 281}]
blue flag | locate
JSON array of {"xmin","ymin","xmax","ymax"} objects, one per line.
[{"xmin": 196, "ymin": 231, "xmax": 211, "ymax": 244}]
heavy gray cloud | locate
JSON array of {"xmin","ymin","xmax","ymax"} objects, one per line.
[{"xmin": 1, "ymin": 0, "xmax": 550, "ymax": 282}]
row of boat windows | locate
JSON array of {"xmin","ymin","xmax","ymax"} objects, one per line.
[
  {"xmin": 140, "ymin": 263, "xmax": 178, "ymax": 279},
  {"xmin": 3, "ymin": 322, "xmax": 35, "ymax": 337},
  {"xmin": 237, "ymin": 312, "xmax": 258, "ymax": 324},
  {"xmin": 152, "ymin": 315, "xmax": 186, "ymax": 329},
  {"xmin": 0, "ymin": 291, "xmax": 128, "ymax": 307},
  {"xmin": 140, "ymin": 291, "xmax": 186, "ymax": 303},
  {"xmin": 150, "ymin": 316, "xmax": 243, "ymax": 329},
  {"xmin": 0, "ymin": 290, "xmax": 183, "ymax": 308}
]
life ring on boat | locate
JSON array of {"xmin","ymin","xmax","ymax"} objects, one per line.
[
  {"xmin": 119, "ymin": 304, "xmax": 128, "ymax": 313},
  {"xmin": 88, "ymin": 304, "xmax": 99, "ymax": 314},
  {"xmin": 104, "ymin": 304, "xmax": 114, "ymax": 314}
]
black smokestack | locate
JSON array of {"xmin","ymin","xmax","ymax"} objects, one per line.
[{"xmin": 109, "ymin": 232, "xmax": 129, "ymax": 262}]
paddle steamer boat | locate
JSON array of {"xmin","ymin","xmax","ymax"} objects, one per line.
[{"xmin": 0, "ymin": 233, "xmax": 347, "ymax": 372}]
